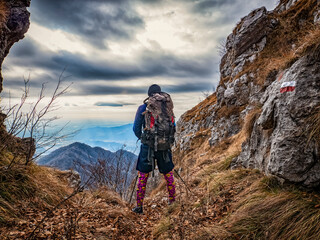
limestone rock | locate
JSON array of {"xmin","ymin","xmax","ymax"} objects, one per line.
[
  {"xmin": 220, "ymin": 7, "xmax": 278, "ymax": 80},
  {"xmin": 234, "ymin": 50, "xmax": 320, "ymax": 187},
  {"xmin": 209, "ymin": 115, "xmax": 240, "ymax": 146},
  {"xmin": 278, "ymin": 0, "xmax": 299, "ymax": 12},
  {"xmin": 314, "ymin": 5, "xmax": 320, "ymax": 24}
]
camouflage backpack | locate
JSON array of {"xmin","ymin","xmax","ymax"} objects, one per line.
[{"xmin": 141, "ymin": 92, "xmax": 175, "ymax": 151}]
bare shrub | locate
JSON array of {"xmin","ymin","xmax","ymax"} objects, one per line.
[
  {"xmin": 1, "ymin": 71, "xmax": 73, "ymax": 165},
  {"xmin": 73, "ymin": 145, "xmax": 136, "ymax": 201}
]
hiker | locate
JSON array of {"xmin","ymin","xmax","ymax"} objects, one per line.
[{"xmin": 132, "ymin": 84, "xmax": 176, "ymax": 214}]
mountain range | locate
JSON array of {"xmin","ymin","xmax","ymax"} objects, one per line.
[
  {"xmin": 69, "ymin": 123, "xmax": 139, "ymax": 153},
  {"xmin": 37, "ymin": 142, "xmax": 137, "ymax": 170},
  {"xmin": 37, "ymin": 142, "xmax": 138, "ymax": 190}
]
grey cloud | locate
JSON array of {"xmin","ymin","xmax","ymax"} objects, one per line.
[
  {"xmin": 7, "ymin": 38, "xmax": 218, "ymax": 83},
  {"xmin": 3, "ymin": 74, "xmax": 55, "ymax": 89},
  {"xmin": 10, "ymin": 38, "xmax": 37, "ymax": 57},
  {"xmin": 138, "ymin": 0, "xmax": 162, "ymax": 4},
  {"xmin": 192, "ymin": 0, "xmax": 234, "ymax": 13},
  {"xmin": 76, "ymin": 79, "xmax": 214, "ymax": 96},
  {"xmin": 163, "ymin": 81, "xmax": 215, "ymax": 93},
  {"xmin": 95, "ymin": 102, "xmax": 135, "ymax": 107},
  {"xmin": 30, "ymin": 0, "xmax": 144, "ymax": 48},
  {"xmin": 78, "ymin": 85, "xmax": 145, "ymax": 95},
  {"xmin": 188, "ymin": 0, "xmax": 277, "ymax": 25}
]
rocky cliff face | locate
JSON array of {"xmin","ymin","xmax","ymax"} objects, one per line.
[
  {"xmin": 0, "ymin": 0, "xmax": 31, "ymax": 158},
  {"xmin": 0, "ymin": 0, "xmax": 30, "ymax": 93},
  {"xmin": 175, "ymin": 0, "xmax": 320, "ymax": 187}
]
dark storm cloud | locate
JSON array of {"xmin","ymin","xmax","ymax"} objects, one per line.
[
  {"xmin": 30, "ymin": 0, "xmax": 144, "ymax": 48},
  {"xmin": 10, "ymin": 38, "xmax": 38, "ymax": 57},
  {"xmin": 187, "ymin": 0, "xmax": 277, "ymax": 25},
  {"xmin": 77, "ymin": 79, "xmax": 214, "ymax": 96},
  {"xmin": 79, "ymin": 85, "xmax": 145, "ymax": 95},
  {"xmin": 6, "ymin": 38, "xmax": 218, "ymax": 85},
  {"xmin": 94, "ymin": 102, "xmax": 135, "ymax": 107},
  {"xmin": 191, "ymin": 0, "xmax": 234, "ymax": 13},
  {"xmin": 138, "ymin": 0, "xmax": 162, "ymax": 4}
]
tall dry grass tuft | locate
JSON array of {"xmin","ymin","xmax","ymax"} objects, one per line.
[
  {"xmin": 152, "ymin": 217, "xmax": 174, "ymax": 239},
  {"xmin": 0, "ymin": 163, "xmax": 71, "ymax": 225},
  {"xmin": 242, "ymin": 106, "xmax": 262, "ymax": 138},
  {"xmin": 0, "ymin": 1, "xmax": 8, "ymax": 26},
  {"xmin": 306, "ymin": 106, "xmax": 320, "ymax": 148},
  {"xmin": 228, "ymin": 184, "xmax": 320, "ymax": 240},
  {"xmin": 295, "ymin": 27, "xmax": 320, "ymax": 59},
  {"xmin": 217, "ymin": 105, "xmax": 245, "ymax": 119}
]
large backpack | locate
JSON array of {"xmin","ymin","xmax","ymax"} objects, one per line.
[{"xmin": 141, "ymin": 92, "xmax": 175, "ymax": 151}]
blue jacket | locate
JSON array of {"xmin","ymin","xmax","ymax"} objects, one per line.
[{"xmin": 133, "ymin": 103, "xmax": 147, "ymax": 139}]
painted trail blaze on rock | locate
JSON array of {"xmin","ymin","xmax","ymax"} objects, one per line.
[{"xmin": 280, "ymin": 81, "xmax": 296, "ymax": 93}]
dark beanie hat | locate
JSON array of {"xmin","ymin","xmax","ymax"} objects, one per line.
[{"xmin": 148, "ymin": 84, "xmax": 161, "ymax": 96}]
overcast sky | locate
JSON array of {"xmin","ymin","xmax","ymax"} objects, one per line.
[{"xmin": 1, "ymin": 0, "xmax": 278, "ymax": 128}]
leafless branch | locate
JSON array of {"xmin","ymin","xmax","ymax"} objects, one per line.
[{"xmin": 2, "ymin": 70, "xmax": 74, "ymax": 166}]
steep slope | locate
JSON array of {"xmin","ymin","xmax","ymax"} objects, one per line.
[{"xmin": 176, "ymin": 0, "xmax": 320, "ymax": 188}]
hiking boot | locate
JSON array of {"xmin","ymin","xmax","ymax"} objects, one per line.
[
  {"xmin": 132, "ymin": 206, "xmax": 143, "ymax": 214},
  {"xmin": 168, "ymin": 200, "xmax": 175, "ymax": 205}
]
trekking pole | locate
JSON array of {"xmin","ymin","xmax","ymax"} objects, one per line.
[
  {"xmin": 129, "ymin": 174, "xmax": 138, "ymax": 205},
  {"xmin": 174, "ymin": 169, "xmax": 193, "ymax": 194}
]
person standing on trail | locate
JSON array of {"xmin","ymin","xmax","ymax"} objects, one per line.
[{"xmin": 132, "ymin": 84, "xmax": 176, "ymax": 214}]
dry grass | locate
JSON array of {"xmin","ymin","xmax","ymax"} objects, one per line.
[
  {"xmin": 227, "ymin": 179, "xmax": 320, "ymax": 240},
  {"xmin": 153, "ymin": 217, "xmax": 174, "ymax": 239},
  {"xmin": 217, "ymin": 105, "xmax": 245, "ymax": 119},
  {"xmin": 193, "ymin": 157, "xmax": 320, "ymax": 240},
  {"xmin": 92, "ymin": 187, "xmax": 125, "ymax": 207},
  {"xmin": 306, "ymin": 105, "xmax": 320, "ymax": 148},
  {"xmin": 242, "ymin": 106, "xmax": 262, "ymax": 138},
  {"xmin": 0, "ymin": 163, "xmax": 71, "ymax": 225},
  {"xmin": 294, "ymin": 27, "xmax": 320, "ymax": 60},
  {"xmin": 0, "ymin": 1, "xmax": 8, "ymax": 26},
  {"xmin": 183, "ymin": 93, "xmax": 217, "ymax": 123},
  {"xmin": 164, "ymin": 133, "xmax": 320, "ymax": 240}
]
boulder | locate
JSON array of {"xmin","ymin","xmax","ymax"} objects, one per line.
[
  {"xmin": 0, "ymin": 0, "xmax": 30, "ymax": 93},
  {"xmin": 234, "ymin": 49, "xmax": 320, "ymax": 187},
  {"xmin": 220, "ymin": 7, "xmax": 278, "ymax": 80}
]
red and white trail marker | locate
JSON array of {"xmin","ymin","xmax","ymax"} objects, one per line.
[{"xmin": 280, "ymin": 81, "xmax": 296, "ymax": 93}]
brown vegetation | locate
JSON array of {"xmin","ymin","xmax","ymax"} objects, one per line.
[
  {"xmin": 242, "ymin": 106, "xmax": 262, "ymax": 138},
  {"xmin": 0, "ymin": 163, "xmax": 71, "ymax": 226},
  {"xmin": 227, "ymin": 177, "xmax": 320, "ymax": 239},
  {"xmin": 217, "ymin": 105, "xmax": 245, "ymax": 119},
  {"xmin": 306, "ymin": 105, "xmax": 320, "ymax": 149},
  {"xmin": 0, "ymin": 1, "xmax": 8, "ymax": 27},
  {"xmin": 152, "ymin": 153, "xmax": 320, "ymax": 239},
  {"xmin": 183, "ymin": 93, "xmax": 217, "ymax": 123}
]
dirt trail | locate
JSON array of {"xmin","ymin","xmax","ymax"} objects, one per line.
[{"xmin": 1, "ymin": 169, "xmax": 239, "ymax": 239}]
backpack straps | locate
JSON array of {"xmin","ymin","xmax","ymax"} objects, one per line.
[{"xmin": 143, "ymin": 97, "xmax": 149, "ymax": 104}]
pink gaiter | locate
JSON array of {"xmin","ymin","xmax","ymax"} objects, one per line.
[
  {"xmin": 164, "ymin": 171, "xmax": 176, "ymax": 203},
  {"xmin": 136, "ymin": 171, "xmax": 149, "ymax": 207}
]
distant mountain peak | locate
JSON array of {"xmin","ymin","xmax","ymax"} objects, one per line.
[{"xmin": 37, "ymin": 141, "xmax": 137, "ymax": 171}]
